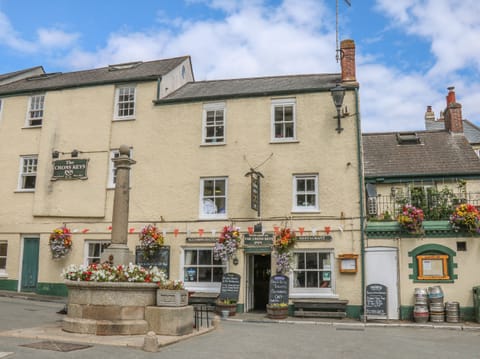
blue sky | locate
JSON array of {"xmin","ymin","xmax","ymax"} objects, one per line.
[{"xmin": 0, "ymin": 0, "xmax": 479, "ymax": 132}]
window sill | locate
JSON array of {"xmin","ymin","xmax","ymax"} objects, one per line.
[
  {"xmin": 200, "ymin": 143, "xmax": 226, "ymax": 147},
  {"xmin": 21, "ymin": 125, "xmax": 42, "ymax": 129},
  {"xmin": 413, "ymin": 279, "xmax": 454, "ymax": 283},
  {"xmin": 14, "ymin": 189, "xmax": 35, "ymax": 193},
  {"xmin": 270, "ymin": 139, "xmax": 299, "ymax": 144},
  {"xmin": 198, "ymin": 215, "xmax": 228, "ymax": 221},
  {"xmin": 291, "ymin": 210, "xmax": 321, "ymax": 214},
  {"xmin": 113, "ymin": 117, "xmax": 136, "ymax": 122},
  {"xmin": 289, "ymin": 292, "xmax": 338, "ymax": 299},
  {"xmin": 0, "ymin": 272, "xmax": 8, "ymax": 278}
]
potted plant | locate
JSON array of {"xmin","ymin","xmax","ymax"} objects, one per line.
[
  {"xmin": 49, "ymin": 226, "xmax": 72, "ymax": 258},
  {"xmin": 156, "ymin": 278, "xmax": 188, "ymax": 307},
  {"xmin": 272, "ymin": 227, "xmax": 296, "ymax": 274},
  {"xmin": 215, "ymin": 298, "xmax": 237, "ymax": 317},
  {"xmin": 450, "ymin": 203, "xmax": 480, "ymax": 234},
  {"xmin": 266, "ymin": 302, "xmax": 289, "ymax": 319},
  {"xmin": 139, "ymin": 224, "xmax": 164, "ymax": 258},
  {"xmin": 397, "ymin": 204, "xmax": 424, "ymax": 234},
  {"xmin": 213, "ymin": 225, "xmax": 241, "ymax": 262}
]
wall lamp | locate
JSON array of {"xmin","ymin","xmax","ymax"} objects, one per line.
[
  {"xmin": 330, "ymin": 83, "xmax": 346, "ymax": 133},
  {"xmin": 52, "ymin": 149, "xmax": 82, "ymax": 158},
  {"xmin": 52, "ymin": 150, "xmax": 60, "ymax": 159}
]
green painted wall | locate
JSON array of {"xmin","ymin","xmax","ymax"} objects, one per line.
[
  {"xmin": 0, "ymin": 279, "xmax": 17, "ymax": 291},
  {"xmin": 37, "ymin": 282, "xmax": 68, "ymax": 297}
]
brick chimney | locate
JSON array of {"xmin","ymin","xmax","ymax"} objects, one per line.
[
  {"xmin": 340, "ymin": 39, "xmax": 356, "ymax": 83},
  {"xmin": 444, "ymin": 86, "xmax": 463, "ymax": 134}
]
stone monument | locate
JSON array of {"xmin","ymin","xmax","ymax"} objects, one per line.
[{"xmin": 101, "ymin": 144, "xmax": 136, "ymax": 265}]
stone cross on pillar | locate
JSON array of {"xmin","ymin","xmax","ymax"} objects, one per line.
[{"xmin": 101, "ymin": 144, "xmax": 136, "ymax": 266}]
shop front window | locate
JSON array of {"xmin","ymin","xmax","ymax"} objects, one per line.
[
  {"xmin": 183, "ymin": 248, "xmax": 226, "ymax": 291},
  {"xmin": 291, "ymin": 251, "xmax": 334, "ymax": 296}
]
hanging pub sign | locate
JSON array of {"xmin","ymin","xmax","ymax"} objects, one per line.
[
  {"xmin": 245, "ymin": 168, "xmax": 264, "ymax": 217},
  {"xmin": 51, "ymin": 159, "xmax": 89, "ymax": 180}
]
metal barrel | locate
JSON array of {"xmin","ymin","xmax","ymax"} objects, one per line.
[
  {"xmin": 445, "ymin": 301, "xmax": 460, "ymax": 323},
  {"xmin": 429, "ymin": 302, "xmax": 445, "ymax": 322},
  {"xmin": 428, "ymin": 286, "xmax": 444, "ymax": 304},
  {"xmin": 414, "ymin": 288, "xmax": 428, "ymax": 304},
  {"xmin": 413, "ymin": 304, "xmax": 429, "ymax": 323}
]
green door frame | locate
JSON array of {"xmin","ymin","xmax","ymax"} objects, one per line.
[{"xmin": 21, "ymin": 237, "xmax": 40, "ymax": 292}]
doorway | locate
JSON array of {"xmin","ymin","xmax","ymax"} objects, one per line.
[
  {"xmin": 365, "ymin": 246, "xmax": 399, "ymax": 319},
  {"xmin": 21, "ymin": 237, "xmax": 39, "ymax": 292},
  {"xmin": 246, "ymin": 253, "xmax": 271, "ymax": 312}
]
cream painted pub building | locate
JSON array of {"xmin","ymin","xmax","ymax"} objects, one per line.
[{"xmin": 0, "ymin": 40, "xmax": 364, "ymax": 317}]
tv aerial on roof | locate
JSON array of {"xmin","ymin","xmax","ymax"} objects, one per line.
[{"xmin": 336, "ymin": 0, "xmax": 351, "ymax": 62}]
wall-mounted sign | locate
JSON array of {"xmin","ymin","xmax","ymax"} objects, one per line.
[
  {"xmin": 338, "ymin": 254, "xmax": 358, "ymax": 273},
  {"xmin": 52, "ymin": 159, "xmax": 89, "ymax": 180},
  {"xmin": 296, "ymin": 235, "xmax": 332, "ymax": 242},
  {"xmin": 186, "ymin": 237, "xmax": 217, "ymax": 243},
  {"xmin": 244, "ymin": 233, "xmax": 273, "ymax": 246}
]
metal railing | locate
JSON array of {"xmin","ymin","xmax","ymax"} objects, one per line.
[{"xmin": 366, "ymin": 192, "xmax": 480, "ymax": 220}]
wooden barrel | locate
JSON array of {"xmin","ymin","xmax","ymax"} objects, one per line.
[
  {"xmin": 414, "ymin": 288, "xmax": 428, "ymax": 304},
  {"xmin": 445, "ymin": 301, "xmax": 460, "ymax": 323},
  {"xmin": 413, "ymin": 304, "xmax": 429, "ymax": 323}
]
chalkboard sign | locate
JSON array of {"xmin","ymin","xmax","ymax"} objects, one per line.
[
  {"xmin": 219, "ymin": 273, "xmax": 241, "ymax": 302},
  {"xmin": 366, "ymin": 283, "xmax": 387, "ymax": 317},
  {"xmin": 269, "ymin": 274, "xmax": 289, "ymax": 304},
  {"xmin": 135, "ymin": 245, "xmax": 170, "ymax": 279}
]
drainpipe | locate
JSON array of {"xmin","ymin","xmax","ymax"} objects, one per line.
[
  {"xmin": 354, "ymin": 87, "xmax": 366, "ymax": 321},
  {"xmin": 156, "ymin": 77, "xmax": 162, "ymax": 101}
]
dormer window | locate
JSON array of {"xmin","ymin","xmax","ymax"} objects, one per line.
[{"xmin": 396, "ymin": 132, "xmax": 420, "ymax": 145}]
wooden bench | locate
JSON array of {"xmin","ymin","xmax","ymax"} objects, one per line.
[{"xmin": 293, "ymin": 298, "xmax": 348, "ymax": 318}]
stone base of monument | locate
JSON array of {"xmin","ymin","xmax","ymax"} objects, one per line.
[
  {"xmin": 145, "ymin": 306, "xmax": 194, "ymax": 336},
  {"xmin": 63, "ymin": 281, "xmax": 157, "ymax": 335}
]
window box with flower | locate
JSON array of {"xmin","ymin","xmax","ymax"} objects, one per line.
[
  {"xmin": 272, "ymin": 227, "xmax": 296, "ymax": 274},
  {"xmin": 157, "ymin": 279, "xmax": 188, "ymax": 307},
  {"xmin": 213, "ymin": 225, "xmax": 241, "ymax": 263},
  {"xmin": 397, "ymin": 205, "xmax": 424, "ymax": 234},
  {"xmin": 450, "ymin": 203, "xmax": 480, "ymax": 234},
  {"xmin": 49, "ymin": 226, "xmax": 72, "ymax": 259}
]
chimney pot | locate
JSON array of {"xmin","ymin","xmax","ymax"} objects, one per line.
[{"xmin": 446, "ymin": 86, "xmax": 456, "ymax": 105}]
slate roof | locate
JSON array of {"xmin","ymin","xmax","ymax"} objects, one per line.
[
  {"xmin": 0, "ymin": 66, "xmax": 44, "ymax": 82},
  {"xmin": 426, "ymin": 119, "xmax": 480, "ymax": 145},
  {"xmin": 363, "ymin": 130, "xmax": 480, "ymax": 179},
  {"xmin": 156, "ymin": 73, "xmax": 342, "ymax": 103},
  {"xmin": 0, "ymin": 57, "xmax": 189, "ymax": 96}
]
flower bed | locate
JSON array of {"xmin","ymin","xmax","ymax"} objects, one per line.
[{"xmin": 450, "ymin": 203, "xmax": 480, "ymax": 234}]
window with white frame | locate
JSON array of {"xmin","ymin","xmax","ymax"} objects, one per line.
[
  {"xmin": 292, "ymin": 251, "xmax": 334, "ymax": 295},
  {"xmin": 114, "ymin": 86, "xmax": 136, "ymax": 120},
  {"xmin": 202, "ymin": 102, "xmax": 225, "ymax": 144},
  {"xmin": 271, "ymin": 98, "xmax": 296, "ymax": 141},
  {"xmin": 84, "ymin": 241, "xmax": 110, "ymax": 265},
  {"xmin": 108, "ymin": 148, "xmax": 132, "ymax": 188},
  {"xmin": 18, "ymin": 155, "xmax": 38, "ymax": 190},
  {"xmin": 293, "ymin": 174, "xmax": 318, "ymax": 211},
  {"xmin": 0, "ymin": 242, "xmax": 7, "ymax": 274},
  {"xmin": 200, "ymin": 177, "xmax": 227, "ymax": 218},
  {"xmin": 183, "ymin": 248, "xmax": 225, "ymax": 290},
  {"xmin": 26, "ymin": 94, "xmax": 45, "ymax": 127}
]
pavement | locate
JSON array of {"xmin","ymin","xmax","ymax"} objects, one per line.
[{"xmin": 1, "ymin": 289, "xmax": 480, "ymax": 352}]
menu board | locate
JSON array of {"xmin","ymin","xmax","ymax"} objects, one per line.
[
  {"xmin": 219, "ymin": 273, "xmax": 241, "ymax": 302},
  {"xmin": 135, "ymin": 246, "xmax": 170, "ymax": 278},
  {"xmin": 366, "ymin": 283, "xmax": 387, "ymax": 317},
  {"xmin": 268, "ymin": 274, "xmax": 289, "ymax": 304}
]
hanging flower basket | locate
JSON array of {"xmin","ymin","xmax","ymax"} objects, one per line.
[
  {"xmin": 213, "ymin": 225, "xmax": 241, "ymax": 262},
  {"xmin": 139, "ymin": 224, "xmax": 164, "ymax": 258},
  {"xmin": 49, "ymin": 226, "xmax": 72, "ymax": 259},
  {"xmin": 397, "ymin": 205, "xmax": 424, "ymax": 234},
  {"xmin": 450, "ymin": 203, "xmax": 480, "ymax": 234},
  {"xmin": 272, "ymin": 227, "xmax": 296, "ymax": 274}
]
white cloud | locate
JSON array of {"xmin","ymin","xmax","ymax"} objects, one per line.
[
  {"xmin": 0, "ymin": 12, "xmax": 34, "ymax": 53},
  {"xmin": 37, "ymin": 28, "xmax": 80, "ymax": 49}
]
